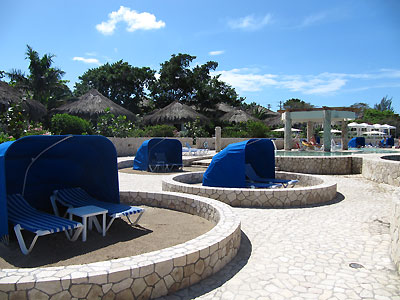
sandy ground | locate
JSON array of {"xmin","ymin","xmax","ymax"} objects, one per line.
[{"xmin": 0, "ymin": 206, "xmax": 214, "ymax": 268}]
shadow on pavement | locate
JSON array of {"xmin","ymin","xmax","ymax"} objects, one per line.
[{"xmin": 159, "ymin": 230, "xmax": 252, "ymax": 299}]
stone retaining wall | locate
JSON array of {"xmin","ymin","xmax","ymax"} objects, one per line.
[
  {"xmin": 391, "ymin": 196, "xmax": 400, "ymax": 275},
  {"xmin": 276, "ymin": 156, "xmax": 356, "ymax": 175},
  {"xmin": 163, "ymin": 172, "xmax": 337, "ymax": 208},
  {"xmin": 362, "ymin": 155, "xmax": 400, "ymax": 187},
  {"xmin": 0, "ymin": 192, "xmax": 241, "ymax": 299}
]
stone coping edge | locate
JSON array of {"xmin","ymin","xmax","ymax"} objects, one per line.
[
  {"xmin": 362, "ymin": 155, "xmax": 400, "ymax": 187},
  {"xmin": 163, "ymin": 171, "xmax": 337, "ymax": 208},
  {"xmin": 0, "ymin": 191, "xmax": 241, "ymax": 300}
]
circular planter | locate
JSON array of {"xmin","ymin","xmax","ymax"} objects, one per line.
[
  {"xmin": 163, "ymin": 171, "xmax": 337, "ymax": 208},
  {"xmin": 0, "ymin": 191, "xmax": 241, "ymax": 300}
]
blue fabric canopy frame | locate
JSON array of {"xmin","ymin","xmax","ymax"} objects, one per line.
[
  {"xmin": 0, "ymin": 135, "xmax": 120, "ymax": 243},
  {"xmin": 133, "ymin": 138, "xmax": 182, "ymax": 171},
  {"xmin": 348, "ymin": 137, "xmax": 365, "ymax": 148},
  {"xmin": 203, "ymin": 139, "xmax": 276, "ymax": 188}
]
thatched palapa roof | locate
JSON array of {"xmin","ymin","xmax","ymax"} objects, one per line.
[
  {"xmin": 0, "ymin": 81, "xmax": 47, "ymax": 121},
  {"xmin": 220, "ymin": 109, "xmax": 258, "ymax": 123},
  {"xmin": 53, "ymin": 89, "xmax": 135, "ymax": 120},
  {"xmin": 144, "ymin": 101, "xmax": 209, "ymax": 125}
]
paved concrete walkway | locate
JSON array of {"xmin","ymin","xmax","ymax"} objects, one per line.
[{"xmin": 118, "ymin": 171, "xmax": 400, "ymax": 299}]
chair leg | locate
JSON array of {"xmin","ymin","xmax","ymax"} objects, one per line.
[
  {"xmin": 126, "ymin": 210, "xmax": 144, "ymax": 226},
  {"xmin": 64, "ymin": 225, "xmax": 83, "ymax": 242},
  {"xmin": 14, "ymin": 224, "xmax": 41, "ymax": 255}
]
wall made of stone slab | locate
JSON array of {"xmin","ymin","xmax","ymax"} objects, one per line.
[
  {"xmin": 0, "ymin": 191, "xmax": 241, "ymax": 300},
  {"xmin": 163, "ymin": 172, "xmax": 337, "ymax": 208}
]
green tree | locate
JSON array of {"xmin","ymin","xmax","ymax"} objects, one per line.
[
  {"xmin": 150, "ymin": 53, "xmax": 196, "ymax": 108},
  {"xmin": 283, "ymin": 98, "xmax": 314, "ymax": 110},
  {"xmin": 74, "ymin": 60, "xmax": 156, "ymax": 115},
  {"xmin": 374, "ymin": 96, "xmax": 394, "ymax": 112},
  {"xmin": 7, "ymin": 45, "xmax": 71, "ymax": 108},
  {"xmin": 150, "ymin": 53, "xmax": 244, "ymax": 112}
]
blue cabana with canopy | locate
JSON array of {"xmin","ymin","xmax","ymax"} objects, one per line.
[
  {"xmin": 0, "ymin": 135, "xmax": 120, "ymax": 242},
  {"xmin": 203, "ymin": 139, "xmax": 275, "ymax": 188},
  {"xmin": 133, "ymin": 138, "xmax": 182, "ymax": 172},
  {"xmin": 348, "ymin": 137, "xmax": 365, "ymax": 148}
]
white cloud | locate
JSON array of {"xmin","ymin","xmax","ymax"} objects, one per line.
[
  {"xmin": 96, "ymin": 6, "xmax": 165, "ymax": 35},
  {"xmin": 299, "ymin": 12, "xmax": 326, "ymax": 28},
  {"xmin": 212, "ymin": 68, "xmax": 400, "ymax": 95},
  {"xmin": 73, "ymin": 57, "xmax": 101, "ymax": 65},
  {"xmin": 228, "ymin": 14, "xmax": 272, "ymax": 31},
  {"xmin": 209, "ymin": 50, "xmax": 225, "ymax": 56},
  {"xmin": 213, "ymin": 69, "xmax": 278, "ymax": 92}
]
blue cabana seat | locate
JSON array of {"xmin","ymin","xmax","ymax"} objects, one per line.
[
  {"xmin": 7, "ymin": 194, "xmax": 83, "ymax": 255},
  {"xmin": 384, "ymin": 137, "xmax": 394, "ymax": 147},
  {"xmin": 51, "ymin": 187, "xmax": 144, "ymax": 232},
  {"xmin": 133, "ymin": 138, "xmax": 183, "ymax": 172},
  {"xmin": 348, "ymin": 137, "xmax": 365, "ymax": 148},
  {"xmin": 203, "ymin": 139, "xmax": 284, "ymax": 189},
  {"xmin": 0, "ymin": 135, "xmax": 140, "ymax": 248}
]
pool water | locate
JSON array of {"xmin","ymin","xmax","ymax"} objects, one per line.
[{"xmin": 276, "ymin": 148, "xmax": 398, "ymax": 156}]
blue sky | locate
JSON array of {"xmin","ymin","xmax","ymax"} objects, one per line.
[{"xmin": 1, "ymin": 0, "xmax": 399, "ymax": 112}]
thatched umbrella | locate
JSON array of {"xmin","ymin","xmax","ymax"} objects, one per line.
[
  {"xmin": 220, "ymin": 109, "xmax": 258, "ymax": 123},
  {"xmin": 53, "ymin": 89, "xmax": 135, "ymax": 120},
  {"xmin": 0, "ymin": 81, "xmax": 47, "ymax": 121},
  {"xmin": 144, "ymin": 101, "xmax": 209, "ymax": 125}
]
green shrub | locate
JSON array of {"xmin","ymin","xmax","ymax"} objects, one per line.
[
  {"xmin": 246, "ymin": 121, "xmax": 269, "ymax": 138},
  {"xmin": 0, "ymin": 103, "xmax": 29, "ymax": 139},
  {"xmin": 0, "ymin": 132, "xmax": 16, "ymax": 143},
  {"xmin": 50, "ymin": 114, "xmax": 92, "ymax": 135},
  {"xmin": 95, "ymin": 109, "xmax": 138, "ymax": 137},
  {"xmin": 144, "ymin": 125, "xmax": 176, "ymax": 137},
  {"xmin": 182, "ymin": 118, "xmax": 209, "ymax": 143}
]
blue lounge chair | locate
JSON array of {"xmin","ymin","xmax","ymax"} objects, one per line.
[
  {"xmin": 245, "ymin": 164, "xmax": 298, "ymax": 188},
  {"xmin": 7, "ymin": 194, "xmax": 83, "ymax": 255},
  {"xmin": 51, "ymin": 188, "xmax": 144, "ymax": 232}
]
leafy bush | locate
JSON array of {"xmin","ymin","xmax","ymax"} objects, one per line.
[
  {"xmin": 50, "ymin": 114, "xmax": 92, "ymax": 135},
  {"xmin": 23, "ymin": 124, "xmax": 52, "ymax": 136},
  {"xmin": 95, "ymin": 108, "xmax": 139, "ymax": 137},
  {"xmin": 246, "ymin": 121, "xmax": 269, "ymax": 138},
  {"xmin": 0, "ymin": 132, "xmax": 16, "ymax": 143},
  {"xmin": 144, "ymin": 125, "xmax": 176, "ymax": 137},
  {"xmin": 182, "ymin": 118, "xmax": 209, "ymax": 143},
  {"xmin": 0, "ymin": 103, "xmax": 29, "ymax": 138}
]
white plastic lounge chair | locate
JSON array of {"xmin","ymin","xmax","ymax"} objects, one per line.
[
  {"xmin": 245, "ymin": 164, "xmax": 298, "ymax": 188},
  {"xmin": 184, "ymin": 142, "xmax": 208, "ymax": 156},
  {"xmin": 51, "ymin": 188, "xmax": 144, "ymax": 232},
  {"xmin": 7, "ymin": 194, "xmax": 83, "ymax": 255}
]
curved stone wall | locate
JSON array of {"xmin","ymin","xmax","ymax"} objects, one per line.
[
  {"xmin": 0, "ymin": 192, "xmax": 241, "ymax": 300},
  {"xmin": 163, "ymin": 171, "xmax": 337, "ymax": 208},
  {"xmin": 275, "ymin": 155, "xmax": 357, "ymax": 175},
  {"xmin": 362, "ymin": 155, "xmax": 400, "ymax": 187},
  {"xmin": 391, "ymin": 195, "xmax": 400, "ymax": 275}
]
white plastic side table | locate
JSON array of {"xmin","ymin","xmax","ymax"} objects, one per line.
[{"xmin": 67, "ymin": 205, "xmax": 108, "ymax": 242}]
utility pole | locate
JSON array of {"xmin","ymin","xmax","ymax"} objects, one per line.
[{"xmin": 279, "ymin": 101, "xmax": 282, "ymax": 110}]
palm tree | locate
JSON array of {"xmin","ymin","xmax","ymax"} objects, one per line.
[{"xmin": 7, "ymin": 45, "xmax": 71, "ymax": 108}]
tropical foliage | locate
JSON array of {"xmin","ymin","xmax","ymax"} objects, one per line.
[
  {"xmin": 74, "ymin": 60, "xmax": 156, "ymax": 115},
  {"xmin": 50, "ymin": 114, "xmax": 92, "ymax": 135},
  {"xmin": 7, "ymin": 45, "xmax": 71, "ymax": 109}
]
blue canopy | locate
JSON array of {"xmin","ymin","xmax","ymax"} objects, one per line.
[
  {"xmin": 133, "ymin": 138, "xmax": 182, "ymax": 171},
  {"xmin": 203, "ymin": 139, "xmax": 275, "ymax": 188},
  {"xmin": 348, "ymin": 137, "xmax": 365, "ymax": 148},
  {"xmin": 0, "ymin": 135, "xmax": 120, "ymax": 241}
]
